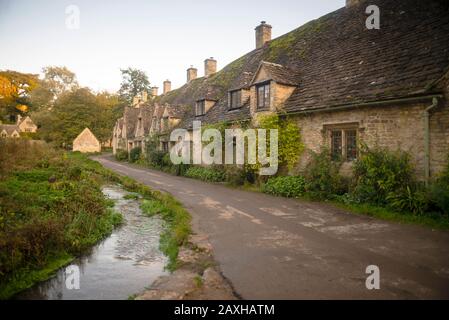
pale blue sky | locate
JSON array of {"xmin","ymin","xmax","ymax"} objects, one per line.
[{"xmin": 0, "ymin": 0, "xmax": 344, "ymax": 93}]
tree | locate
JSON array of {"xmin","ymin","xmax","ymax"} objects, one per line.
[
  {"xmin": 118, "ymin": 68, "xmax": 151, "ymax": 104},
  {"xmin": 33, "ymin": 88, "xmax": 123, "ymax": 146},
  {"xmin": 41, "ymin": 66, "xmax": 78, "ymax": 99},
  {"xmin": 0, "ymin": 70, "xmax": 38, "ymax": 122},
  {"xmin": 28, "ymin": 66, "xmax": 78, "ymax": 112}
]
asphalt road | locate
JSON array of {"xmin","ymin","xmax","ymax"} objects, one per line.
[{"xmin": 94, "ymin": 155, "xmax": 449, "ymax": 299}]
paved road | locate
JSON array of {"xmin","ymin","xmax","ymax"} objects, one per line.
[{"xmin": 94, "ymin": 155, "xmax": 449, "ymax": 299}]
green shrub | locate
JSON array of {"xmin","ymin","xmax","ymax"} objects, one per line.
[
  {"xmin": 386, "ymin": 186, "xmax": 429, "ymax": 215},
  {"xmin": 148, "ymin": 150, "xmax": 167, "ymax": 168},
  {"xmin": 185, "ymin": 166, "xmax": 225, "ymax": 182},
  {"xmin": 129, "ymin": 147, "xmax": 141, "ymax": 163},
  {"xmin": 304, "ymin": 149, "xmax": 348, "ymax": 198},
  {"xmin": 262, "ymin": 175, "xmax": 306, "ymax": 198},
  {"xmin": 429, "ymin": 154, "xmax": 449, "ymax": 215},
  {"xmin": 115, "ymin": 149, "xmax": 128, "ymax": 161},
  {"xmin": 352, "ymin": 145, "xmax": 415, "ymax": 206}
]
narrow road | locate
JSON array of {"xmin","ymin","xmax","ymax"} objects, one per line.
[{"xmin": 94, "ymin": 155, "xmax": 449, "ymax": 299}]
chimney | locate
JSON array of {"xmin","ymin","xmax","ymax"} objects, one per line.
[
  {"xmin": 163, "ymin": 80, "xmax": 171, "ymax": 94},
  {"xmin": 16, "ymin": 114, "xmax": 22, "ymax": 125},
  {"xmin": 204, "ymin": 57, "xmax": 217, "ymax": 77},
  {"xmin": 141, "ymin": 91, "xmax": 148, "ymax": 102},
  {"xmin": 255, "ymin": 21, "xmax": 272, "ymax": 49},
  {"xmin": 346, "ymin": 0, "xmax": 362, "ymax": 7},
  {"xmin": 150, "ymin": 87, "xmax": 158, "ymax": 97},
  {"xmin": 187, "ymin": 66, "xmax": 197, "ymax": 82}
]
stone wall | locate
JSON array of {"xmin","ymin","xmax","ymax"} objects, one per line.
[{"xmin": 293, "ymin": 100, "xmax": 449, "ymax": 179}]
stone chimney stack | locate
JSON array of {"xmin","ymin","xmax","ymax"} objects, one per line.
[
  {"xmin": 255, "ymin": 21, "xmax": 272, "ymax": 49},
  {"xmin": 187, "ymin": 66, "xmax": 197, "ymax": 82},
  {"xmin": 204, "ymin": 57, "xmax": 217, "ymax": 77},
  {"xmin": 346, "ymin": 0, "xmax": 363, "ymax": 8},
  {"xmin": 141, "ymin": 91, "xmax": 148, "ymax": 102},
  {"xmin": 163, "ymin": 80, "xmax": 171, "ymax": 94},
  {"xmin": 150, "ymin": 87, "xmax": 158, "ymax": 97}
]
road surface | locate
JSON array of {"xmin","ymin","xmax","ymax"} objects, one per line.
[{"xmin": 94, "ymin": 155, "xmax": 449, "ymax": 299}]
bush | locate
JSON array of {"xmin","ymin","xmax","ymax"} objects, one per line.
[
  {"xmin": 304, "ymin": 149, "xmax": 348, "ymax": 198},
  {"xmin": 429, "ymin": 154, "xmax": 449, "ymax": 215},
  {"xmin": 148, "ymin": 150, "xmax": 167, "ymax": 168},
  {"xmin": 129, "ymin": 147, "xmax": 142, "ymax": 163},
  {"xmin": 386, "ymin": 186, "xmax": 429, "ymax": 215},
  {"xmin": 352, "ymin": 145, "xmax": 416, "ymax": 206},
  {"xmin": 115, "ymin": 149, "xmax": 128, "ymax": 161},
  {"xmin": 262, "ymin": 176, "xmax": 306, "ymax": 198},
  {"xmin": 185, "ymin": 166, "xmax": 225, "ymax": 182}
]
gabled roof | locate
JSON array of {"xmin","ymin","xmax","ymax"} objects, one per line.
[
  {"xmin": 0, "ymin": 124, "xmax": 20, "ymax": 136},
  {"xmin": 251, "ymin": 61, "xmax": 300, "ymax": 86},
  {"xmin": 73, "ymin": 128, "xmax": 99, "ymax": 144}
]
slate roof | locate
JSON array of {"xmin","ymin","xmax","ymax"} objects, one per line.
[
  {"xmin": 152, "ymin": 0, "xmax": 449, "ymax": 127},
  {"xmin": 0, "ymin": 124, "xmax": 20, "ymax": 135}
]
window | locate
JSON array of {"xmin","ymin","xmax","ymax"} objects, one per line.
[
  {"xmin": 163, "ymin": 117, "xmax": 169, "ymax": 131},
  {"xmin": 331, "ymin": 130, "xmax": 342, "ymax": 160},
  {"xmin": 229, "ymin": 90, "xmax": 241, "ymax": 109},
  {"xmin": 256, "ymin": 83, "xmax": 270, "ymax": 109},
  {"xmin": 329, "ymin": 128, "xmax": 358, "ymax": 161},
  {"xmin": 195, "ymin": 100, "xmax": 205, "ymax": 116},
  {"xmin": 346, "ymin": 130, "xmax": 357, "ymax": 161},
  {"xmin": 162, "ymin": 141, "xmax": 169, "ymax": 152}
]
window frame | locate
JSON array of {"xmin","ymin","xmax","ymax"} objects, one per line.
[
  {"xmin": 256, "ymin": 82, "xmax": 271, "ymax": 110},
  {"xmin": 195, "ymin": 100, "xmax": 206, "ymax": 116},
  {"xmin": 324, "ymin": 123, "xmax": 359, "ymax": 162},
  {"xmin": 229, "ymin": 89, "xmax": 242, "ymax": 110}
]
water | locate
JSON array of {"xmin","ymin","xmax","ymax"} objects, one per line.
[{"xmin": 16, "ymin": 185, "xmax": 167, "ymax": 300}]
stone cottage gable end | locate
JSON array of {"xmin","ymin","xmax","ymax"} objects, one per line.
[{"xmin": 73, "ymin": 128, "xmax": 101, "ymax": 153}]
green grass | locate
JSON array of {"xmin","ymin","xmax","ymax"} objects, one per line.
[
  {"xmin": 0, "ymin": 252, "xmax": 74, "ymax": 300},
  {"xmin": 332, "ymin": 201, "xmax": 449, "ymax": 230},
  {"xmin": 236, "ymin": 182, "xmax": 449, "ymax": 230}
]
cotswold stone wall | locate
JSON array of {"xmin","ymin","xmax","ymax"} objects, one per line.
[{"xmin": 293, "ymin": 100, "xmax": 449, "ymax": 179}]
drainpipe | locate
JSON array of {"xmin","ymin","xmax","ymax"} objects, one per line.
[{"xmin": 423, "ymin": 97, "xmax": 439, "ymax": 186}]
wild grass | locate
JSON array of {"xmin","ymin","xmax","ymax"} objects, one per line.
[{"xmin": 0, "ymin": 140, "xmax": 123, "ymax": 299}]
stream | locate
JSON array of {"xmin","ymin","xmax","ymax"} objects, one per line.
[{"xmin": 16, "ymin": 185, "xmax": 167, "ymax": 300}]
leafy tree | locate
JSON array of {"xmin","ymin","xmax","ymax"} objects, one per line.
[
  {"xmin": 0, "ymin": 70, "xmax": 38, "ymax": 122},
  {"xmin": 41, "ymin": 66, "xmax": 78, "ymax": 99},
  {"xmin": 118, "ymin": 68, "xmax": 151, "ymax": 104},
  {"xmin": 33, "ymin": 88, "xmax": 122, "ymax": 146}
]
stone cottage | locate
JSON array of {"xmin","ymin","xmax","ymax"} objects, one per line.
[
  {"xmin": 0, "ymin": 115, "xmax": 38, "ymax": 138},
  {"xmin": 113, "ymin": 0, "xmax": 449, "ymax": 182},
  {"xmin": 73, "ymin": 127, "xmax": 101, "ymax": 153}
]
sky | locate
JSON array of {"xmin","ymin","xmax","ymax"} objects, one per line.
[{"xmin": 0, "ymin": 0, "xmax": 345, "ymax": 93}]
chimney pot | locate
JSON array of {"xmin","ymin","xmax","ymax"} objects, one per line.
[
  {"xmin": 150, "ymin": 87, "xmax": 158, "ymax": 97},
  {"xmin": 204, "ymin": 57, "xmax": 217, "ymax": 77},
  {"xmin": 346, "ymin": 0, "xmax": 363, "ymax": 8},
  {"xmin": 255, "ymin": 21, "xmax": 272, "ymax": 49},
  {"xmin": 187, "ymin": 66, "xmax": 197, "ymax": 82},
  {"xmin": 163, "ymin": 80, "xmax": 171, "ymax": 94}
]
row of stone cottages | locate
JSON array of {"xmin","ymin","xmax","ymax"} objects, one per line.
[{"xmin": 112, "ymin": 0, "xmax": 449, "ymax": 182}]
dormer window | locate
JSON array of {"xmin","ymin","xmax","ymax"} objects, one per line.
[
  {"xmin": 229, "ymin": 90, "xmax": 242, "ymax": 110},
  {"xmin": 195, "ymin": 100, "xmax": 206, "ymax": 116},
  {"xmin": 256, "ymin": 82, "xmax": 270, "ymax": 109}
]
